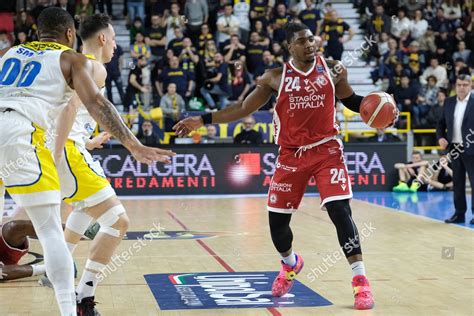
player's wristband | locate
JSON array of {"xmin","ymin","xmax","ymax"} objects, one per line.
[
  {"xmin": 340, "ymin": 93, "xmax": 363, "ymax": 113},
  {"xmin": 201, "ymin": 113, "xmax": 213, "ymax": 125}
]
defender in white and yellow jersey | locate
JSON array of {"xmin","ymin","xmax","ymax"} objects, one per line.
[
  {"xmin": 0, "ymin": 7, "xmax": 174, "ymax": 316},
  {"xmin": 50, "ymin": 14, "xmax": 160, "ymax": 315}
]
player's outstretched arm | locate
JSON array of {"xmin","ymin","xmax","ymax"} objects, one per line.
[
  {"xmin": 64, "ymin": 52, "xmax": 175, "ymax": 164},
  {"xmin": 54, "ymin": 93, "xmax": 81, "ymax": 162},
  {"xmin": 173, "ymin": 68, "xmax": 277, "ymax": 137}
]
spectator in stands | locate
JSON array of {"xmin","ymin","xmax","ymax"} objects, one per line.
[
  {"xmin": 129, "ymin": 17, "xmax": 145, "ymax": 44},
  {"xmin": 234, "ymin": 0, "xmax": 251, "ymax": 45},
  {"xmin": 420, "ymin": 57, "xmax": 448, "ymax": 88},
  {"xmin": 367, "ymin": 128, "xmax": 401, "ymax": 142},
  {"xmin": 145, "ymin": 14, "xmax": 167, "ymax": 62},
  {"xmin": 105, "ymin": 45, "xmax": 125, "ymax": 106},
  {"xmin": 202, "ymin": 125, "xmax": 218, "ymax": 143},
  {"xmin": 125, "ymin": 55, "xmax": 150, "ymax": 112},
  {"xmin": 216, "ymin": 4, "xmax": 240, "ymax": 50},
  {"xmin": 224, "ymin": 34, "xmax": 246, "ymax": 63},
  {"xmin": 250, "ymin": 0, "xmax": 267, "ymax": 23},
  {"xmin": 448, "ymin": 57, "xmax": 471, "ymax": 83},
  {"xmin": 252, "ymin": 20, "xmax": 270, "ymax": 46},
  {"xmin": 56, "ymin": 0, "xmax": 74, "ymax": 17},
  {"xmin": 372, "ymin": 38, "xmax": 402, "ymax": 83},
  {"xmin": 97, "ymin": 0, "xmax": 113, "ymax": 18},
  {"xmin": 419, "ymin": 90, "xmax": 446, "ymax": 146},
  {"xmin": 234, "ymin": 115, "xmax": 263, "ymax": 144},
  {"xmin": 391, "ymin": 7, "xmax": 411, "ymax": 39},
  {"xmin": 387, "ymin": 63, "xmax": 407, "ymax": 92},
  {"xmin": 441, "ymin": 0, "xmax": 462, "ymax": 26},
  {"xmin": 402, "ymin": 40, "xmax": 426, "ymax": 78},
  {"xmin": 184, "ymin": 0, "xmax": 208, "ymax": 45},
  {"xmin": 299, "ymin": 0, "xmax": 322, "ymax": 35},
  {"xmin": 14, "ymin": 30, "xmax": 28, "ymax": 45},
  {"xmin": 393, "ymin": 151, "xmax": 429, "ymax": 192},
  {"xmin": 452, "ymin": 41, "xmax": 472, "ymax": 66},
  {"xmin": 417, "ymin": 26, "xmax": 437, "ymax": 56},
  {"xmin": 166, "ymin": 2, "xmax": 186, "ymax": 44},
  {"xmin": 453, "ymin": 27, "xmax": 467, "ymax": 47},
  {"xmin": 154, "ymin": 48, "xmax": 174, "ymax": 78},
  {"xmin": 367, "ymin": 4, "xmax": 391, "ymax": 35},
  {"xmin": 271, "ymin": 42, "xmax": 287, "ymax": 65},
  {"xmin": 198, "ymin": 23, "xmax": 213, "ymax": 54},
  {"xmin": 425, "ymin": 154, "xmax": 453, "ymax": 191},
  {"xmin": 321, "ymin": 10, "xmax": 353, "ymax": 61},
  {"xmin": 157, "ymin": 56, "xmax": 194, "ymax": 100},
  {"xmin": 246, "ymin": 31, "xmax": 267, "ymax": 75},
  {"xmin": 179, "ymin": 37, "xmax": 199, "ymax": 77},
  {"xmin": 430, "ymin": 8, "xmax": 453, "ymax": 34},
  {"xmin": 230, "ymin": 64, "xmax": 251, "ymax": 102},
  {"xmin": 147, "ymin": 0, "xmax": 169, "ymax": 16},
  {"xmin": 15, "ymin": 10, "xmax": 35, "ymax": 39},
  {"xmin": 409, "ymin": 9, "xmax": 429, "ymax": 40},
  {"xmin": 417, "ymin": 75, "xmax": 440, "ymax": 117},
  {"xmin": 255, "ymin": 50, "xmax": 280, "ymax": 78},
  {"xmin": 130, "ymin": 32, "xmax": 151, "ymax": 62},
  {"xmin": 160, "ymin": 83, "xmax": 186, "ymax": 131},
  {"xmin": 271, "ymin": 3, "xmax": 289, "ymax": 44},
  {"xmin": 127, "ymin": 0, "xmax": 145, "ymax": 23},
  {"xmin": 435, "ymin": 30, "xmax": 455, "ymax": 64},
  {"xmin": 0, "ymin": 30, "xmax": 11, "ymax": 50},
  {"xmin": 423, "ymin": 0, "xmax": 438, "ymax": 21},
  {"xmin": 167, "ymin": 26, "xmax": 185, "ymax": 56},
  {"xmin": 399, "ymin": 0, "xmax": 424, "ymax": 18},
  {"xmin": 202, "ymin": 39, "xmax": 218, "ymax": 71},
  {"xmin": 75, "ymin": 0, "xmax": 94, "ymax": 17},
  {"xmin": 136, "ymin": 120, "xmax": 160, "ymax": 146},
  {"xmin": 200, "ymin": 53, "xmax": 230, "ymax": 110},
  {"xmin": 393, "ymin": 74, "xmax": 419, "ymax": 124}
]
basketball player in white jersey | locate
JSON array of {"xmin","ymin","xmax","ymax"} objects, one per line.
[
  {"xmin": 0, "ymin": 7, "xmax": 173, "ymax": 315},
  {"xmin": 39, "ymin": 14, "xmax": 138, "ymax": 314}
]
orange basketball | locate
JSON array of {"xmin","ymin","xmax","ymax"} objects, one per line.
[{"xmin": 360, "ymin": 92, "xmax": 398, "ymax": 128}]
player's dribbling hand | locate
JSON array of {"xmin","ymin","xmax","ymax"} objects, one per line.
[
  {"xmin": 172, "ymin": 116, "xmax": 203, "ymax": 137},
  {"xmin": 131, "ymin": 144, "xmax": 176, "ymax": 165}
]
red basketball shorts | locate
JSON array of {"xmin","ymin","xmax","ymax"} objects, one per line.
[
  {"xmin": 0, "ymin": 227, "xmax": 29, "ymax": 265},
  {"xmin": 267, "ymin": 139, "xmax": 352, "ymax": 213}
]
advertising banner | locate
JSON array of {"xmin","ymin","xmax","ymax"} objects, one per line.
[{"xmin": 93, "ymin": 143, "xmax": 406, "ymax": 195}]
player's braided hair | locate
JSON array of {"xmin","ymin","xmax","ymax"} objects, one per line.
[{"xmin": 285, "ymin": 22, "xmax": 310, "ymax": 44}]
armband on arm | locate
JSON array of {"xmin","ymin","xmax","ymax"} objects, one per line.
[{"xmin": 340, "ymin": 93, "xmax": 364, "ymax": 113}]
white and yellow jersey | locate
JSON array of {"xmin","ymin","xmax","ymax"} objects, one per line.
[
  {"xmin": 69, "ymin": 87, "xmax": 105, "ymax": 146},
  {"xmin": 0, "ymin": 41, "xmax": 74, "ymax": 129}
]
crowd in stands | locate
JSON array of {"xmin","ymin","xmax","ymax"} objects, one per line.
[{"xmin": 0, "ymin": 0, "xmax": 472, "ymax": 146}]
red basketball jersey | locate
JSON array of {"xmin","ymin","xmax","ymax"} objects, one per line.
[{"xmin": 273, "ymin": 56, "xmax": 339, "ymax": 148}]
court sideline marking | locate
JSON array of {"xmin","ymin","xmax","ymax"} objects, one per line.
[{"xmin": 167, "ymin": 211, "xmax": 283, "ymax": 316}]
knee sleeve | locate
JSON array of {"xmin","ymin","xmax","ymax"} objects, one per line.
[
  {"xmin": 268, "ymin": 211, "xmax": 293, "ymax": 253},
  {"xmin": 65, "ymin": 208, "xmax": 93, "ymax": 235},
  {"xmin": 96, "ymin": 204, "xmax": 126, "ymax": 237},
  {"xmin": 325, "ymin": 199, "xmax": 362, "ymax": 258},
  {"xmin": 24, "ymin": 205, "xmax": 74, "ymax": 292}
]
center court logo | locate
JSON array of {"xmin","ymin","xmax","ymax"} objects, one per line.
[{"xmin": 144, "ymin": 271, "xmax": 332, "ymax": 310}]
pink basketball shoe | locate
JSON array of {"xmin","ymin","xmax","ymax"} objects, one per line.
[
  {"xmin": 271, "ymin": 254, "xmax": 304, "ymax": 297},
  {"xmin": 352, "ymin": 275, "xmax": 375, "ymax": 310}
]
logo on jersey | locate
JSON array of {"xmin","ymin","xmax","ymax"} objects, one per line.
[
  {"xmin": 270, "ymin": 182, "xmax": 292, "ymax": 192},
  {"xmin": 84, "ymin": 123, "xmax": 94, "ymax": 134},
  {"xmin": 275, "ymin": 162, "xmax": 297, "ymax": 172},
  {"xmin": 316, "ymin": 65, "xmax": 324, "ymax": 73},
  {"xmin": 270, "ymin": 193, "xmax": 278, "ymax": 204}
]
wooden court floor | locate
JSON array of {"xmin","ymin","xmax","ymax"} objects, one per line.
[{"xmin": 1, "ymin": 196, "xmax": 473, "ymax": 315}]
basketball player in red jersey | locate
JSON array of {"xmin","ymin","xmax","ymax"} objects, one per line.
[{"xmin": 174, "ymin": 23, "xmax": 396, "ymax": 310}]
